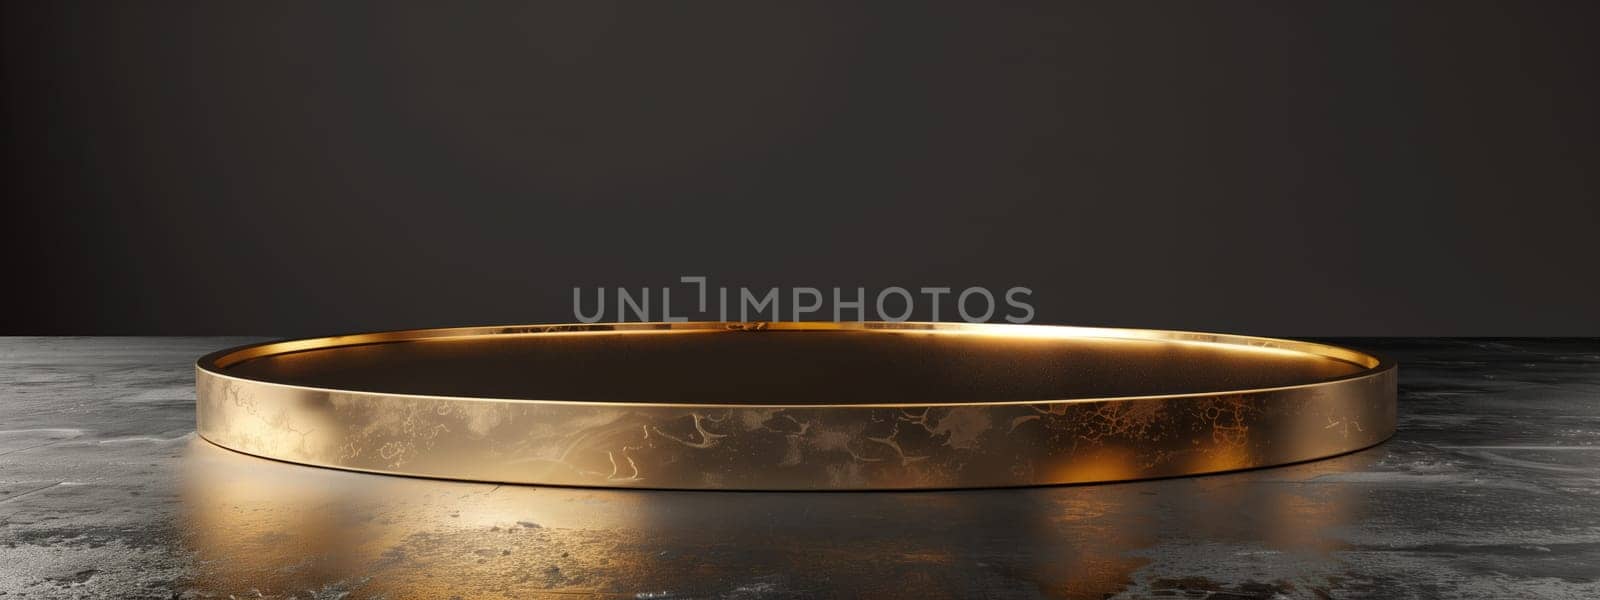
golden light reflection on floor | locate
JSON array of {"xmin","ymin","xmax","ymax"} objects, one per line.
[{"xmin": 180, "ymin": 439, "xmax": 1381, "ymax": 599}]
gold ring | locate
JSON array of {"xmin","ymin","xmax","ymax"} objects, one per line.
[{"xmin": 195, "ymin": 322, "xmax": 1395, "ymax": 490}]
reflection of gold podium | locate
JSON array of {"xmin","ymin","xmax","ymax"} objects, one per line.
[
  {"xmin": 195, "ymin": 322, "xmax": 1394, "ymax": 490},
  {"xmin": 181, "ymin": 438, "xmax": 1384, "ymax": 598}
]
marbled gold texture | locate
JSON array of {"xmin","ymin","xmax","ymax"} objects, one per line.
[{"xmin": 195, "ymin": 322, "xmax": 1395, "ymax": 490}]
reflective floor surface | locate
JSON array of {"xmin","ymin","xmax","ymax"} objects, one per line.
[{"xmin": 2, "ymin": 337, "xmax": 1598, "ymax": 598}]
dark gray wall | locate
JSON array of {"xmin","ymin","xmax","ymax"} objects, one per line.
[{"xmin": 5, "ymin": 1, "xmax": 1597, "ymax": 336}]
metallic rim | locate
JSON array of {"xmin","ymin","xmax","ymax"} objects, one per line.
[{"xmin": 195, "ymin": 322, "xmax": 1396, "ymax": 490}]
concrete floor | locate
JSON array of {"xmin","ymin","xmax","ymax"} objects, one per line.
[{"xmin": 1, "ymin": 337, "xmax": 1597, "ymax": 598}]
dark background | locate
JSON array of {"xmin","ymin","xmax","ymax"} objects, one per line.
[{"xmin": 4, "ymin": 1, "xmax": 1596, "ymax": 337}]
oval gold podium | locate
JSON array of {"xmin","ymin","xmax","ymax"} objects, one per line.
[{"xmin": 195, "ymin": 322, "xmax": 1395, "ymax": 490}]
